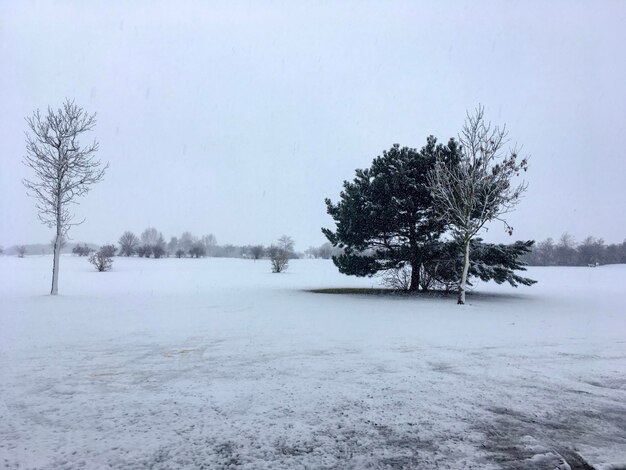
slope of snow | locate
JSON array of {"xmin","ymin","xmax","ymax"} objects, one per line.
[{"xmin": 1, "ymin": 256, "xmax": 625, "ymax": 469}]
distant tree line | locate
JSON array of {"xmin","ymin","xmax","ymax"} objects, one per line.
[
  {"xmin": 304, "ymin": 242, "xmax": 343, "ymax": 259},
  {"xmin": 72, "ymin": 244, "xmax": 93, "ymax": 256},
  {"xmin": 4, "ymin": 242, "xmax": 97, "ymax": 257},
  {"xmin": 116, "ymin": 229, "xmax": 208, "ymax": 259},
  {"xmin": 113, "ymin": 228, "xmax": 302, "ymax": 260},
  {"xmin": 522, "ymin": 233, "xmax": 626, "ymax": 266},
  {"xmin": 7, "ymin": 231, "xmax": 311, "ymax": 265}
]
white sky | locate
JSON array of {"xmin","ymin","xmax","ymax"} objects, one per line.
[{"xmin": 1, "ymin": 0, "xmax": 625, "ymax": 250}]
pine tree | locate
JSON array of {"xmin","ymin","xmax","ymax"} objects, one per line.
[
  {"xmin": 468, "ymin": 239, "xmax": 536, "ymax": 287},
  {"xmin": 416, "ymin": 239, "xmax": 536, "ymax": 292},
  {"xmin": 323, "ymin": 138, "xmax": 460, "ymax": 291}
]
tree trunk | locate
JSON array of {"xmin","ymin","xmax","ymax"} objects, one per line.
[
  {"xmin": 51, "ymin": 229, "xmax": 61, "ymax": 295},
  {"xmin": 409, "ymin": 260, "xmax": 420, "ymax": 291},
  {"xmin": 51, "ymin": 190, "xmax": 62, "ymax": 295},
  {"xmin": 457, "ymin": 238, "xmax": 470, "ymax": 305},
  {"xmin": 407, "ymin": 226, "xmax": 420, "ymax": 292}
]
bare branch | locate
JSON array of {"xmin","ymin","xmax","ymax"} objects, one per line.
[
  {"xmin": 22, "ymin": 99, "xmax": 108, "ymax": 294},
  {"xmin": 427, "ymin": 106, "xmax": 529, "ymax": 304}
]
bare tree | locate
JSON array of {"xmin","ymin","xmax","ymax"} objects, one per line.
[
  {"xmin": 99, "ymin": 244, "xmax": 117, "ymax": 257},
  {"xmin": 305, "ymin": 242, "xmax": 333, "ymax": 259},
  {"xmin": 119, "ymin": 231, "xmax": 139, "ymax": 256},
  {"xmin": 16, "ymin": 246, "xmax": 27, "ymax": 258},
  {"xmin": 139, "ymin": 227, "xmax": 165, "ymax": 258},
  {"xmin": 277, "ymin": 235, "xmax": 295, "ymax": 258},
  {"xmin": 578, "ymin": 236, "xmax": 605, "ymax": 266},
  {"xmin": 428, "ymin": 106, "xmax": 528, "ymax": 304},
  {"xmin": 72, "ymin": 243, "xmax": 93, "ymax": 256},
  {"xmin": 179, "ymin": 231, "xmax": 196, "ymax": 254},
  {"xmin": 136, "ymin": 245, "xmax": 152, "ymax": 258},
  {"xmin": 152, "ymin": 234, "xmax": 166, "ymax": 258},
  {"xmin": 555, "ymin": 232, "xmax": 578, "ymax": 266},
  {"xmin": 188, "ymin": 242, "xmax": 206, "ymax": 258},
  {"xmin": 167, "ymin": 236, "xmax": 179, "ymax": 255},
  {"xmin": 140, "ymin": 227, "xmax": 160, "ymax": 247},
  {"xmin": 248, "ymin": 245, "xmax": 265, "ymax": 260},
  {"xmin": 23, "ymin": 99, "xmax": 107, "ymax": 295},
  {"xmin": 201, "ymin": 234, "xmax": 217, "ymax": 255}
]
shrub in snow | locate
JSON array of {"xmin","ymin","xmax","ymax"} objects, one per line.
[
  {"xmin": 267, "ymin": 245, "xmax": 289, "ymax": 273},
  {"xmin": 271, "ymin": 254, "xmax": 288, "ymax": 273},
  {"xmin": 247, "ymin": 244, "xmax": 265, "ymax": 260},
  {"xmin": 381, "ymin": 265, "xmax": 412, "ymax": 291},
  {"xmin": 89, "ymin": 250, "xmax": 113, "ymax": 272},
  {"xmin": 99, "ymin": 244, "xmax": 117, "ymax": 257},
  {"xmin": 17, "ymin": 246, "xmax": 26, "ymax": 258},
  {"xmin": 267, "ymin": 236, "xmax": 295, "ymax": 273},
  {"xmin": 72, "ymin": 244, "xmax": 93, "ymax": 256},
  {"xmin": 175, "ymin": 249, "xmax": 186, "ymax": 258},
  {"xmin": 136, "ymin": 245, "xmax": 152, "ymax": 258},
  {"xmin": 152, "ymin": 245, "xmax": 166, "ymax": 258},
  {"xmin": 188, "ymin": 243, "xmax": 206, "ymax": 258}
]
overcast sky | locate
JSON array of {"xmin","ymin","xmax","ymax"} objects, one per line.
[{"xmin": 1, "ymin": 0, "xmax": 625, "ymax": 251}]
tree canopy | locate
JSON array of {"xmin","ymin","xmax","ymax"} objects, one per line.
[
  {"xmin": 323, "ymin": 138, "xmax": 459, "ymax": 290},
  {"xmin": 323, "ymin": 135, "xmax": 535, "ymax": 294}
]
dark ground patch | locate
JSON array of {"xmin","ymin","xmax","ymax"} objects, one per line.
[
  {"xmin": 308, "ymin": 287, "xmax": 452, "ymax": 298},
  {"xmin": 475, "ymin": 401, "xmax": 626, "ymax": 469}
]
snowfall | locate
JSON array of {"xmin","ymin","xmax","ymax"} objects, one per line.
[{"xmin": 0, "ymin": 256, "xmax": 624, "ymax": 470}]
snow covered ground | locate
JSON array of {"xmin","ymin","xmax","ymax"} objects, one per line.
[{"xmin": 1, "ymin": 255, "xmax": 625, "ymax": 469}]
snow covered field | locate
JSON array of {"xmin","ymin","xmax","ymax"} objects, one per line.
[{"xmin": 1, "ymin": 256, "xmax": 625, "ymax": 469}]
